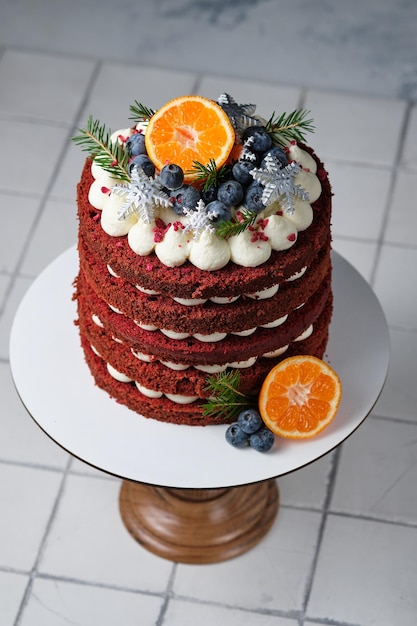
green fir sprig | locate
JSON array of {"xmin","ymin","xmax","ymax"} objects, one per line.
[
  {"xmin": 215, "ymin": 207, "xmax": 259, "ymax": 240},
  {"xmin": 187, "ymin": 159, "xmax": 231, "ymax": 191},
  {"xmin": 202, "ymin": 370, "xmax": 255, "ymax": 421},
  {"xmin": 72, "ymin": 116, "xmax": 130, "ymax": 181},
  {"xmin": 129, "ymin": 101, "xmax": 155, "ymax": 124},
  {"xmin": 265, "ymin": 108, "xmax": 315, "ymax": 146}
]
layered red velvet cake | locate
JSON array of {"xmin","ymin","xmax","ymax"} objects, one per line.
[{"xmin": 73, "ymin": 94, "xmax": 333, "ymax": 426}]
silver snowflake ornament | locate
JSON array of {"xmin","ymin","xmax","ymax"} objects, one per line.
[
  {"xmin": 240, "ymin": 136, "xmax": 258, "ymax": 162},
  {"xmin": 112, "ymin": 165, "xmax": 171, "ymax": 223},
  {"xmin": 251, "ymin": 155, "xmax": 309, "ymax": 214},
  {"xmin": 217, "ymin": 93, "xmax": 260, "ymax": 139},
  {"xmin": 183, "ymin": 199, "xmax": 215, "ymax": 240}
]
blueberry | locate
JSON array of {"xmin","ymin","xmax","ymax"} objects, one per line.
[
  {"xmin": 129, "ymin": 155, "xmax": 155, "ymax": 177},
  {"xmin": 201, "ymin": 185, "xmax": 218, "ymax": 204},
  {"xmin": 160, "ymin": 164, "xmax": 184, "ymax": 190},
  {"xmin": 170, "ymin": 185, "xmax": 201, "ymax": 215},
  {"xmin": 126, "ymin": 133, "xmax": 147, "ymax": 157},
  {"xmin": 232, "ymin": 160, "xmax": 255, "ymax": 187},
  {"xmin": 217, "ymin": 180, "xmax": 244, "ymax": 207},
  {"xmin": 244, "ymin": 183, "xmax": 266, "ymax": 213},
  {"xmin": 249, "ymin": 427, "xmax": 275, "ymax": 452},
  {"xmin": 242, "ymin": 126, "xmax": 272, "ymax": 153},
  {"xmin": 225, "ymin": 423, "xmax": 249, "ymax": 448},
  {"xmin": 261, "ymin": 146, "xmax": 288, "ymax": 168},
  {"xmin": 237, "ymin": 408, "xmax": 263, "ymax": 434},
  {"xmin": 206, "ymin": 200, "xmax": 231, "ymax": 224}
]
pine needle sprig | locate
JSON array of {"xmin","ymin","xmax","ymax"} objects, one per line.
[
  {"xmin": 72, "ymin": 116, "xmax": 130, "ymax": 181},
  {"xmin": 265, "ymin": 109, "xmax": 315, "ymax": 146},
  {"xmin": 129, "ymin": 100, "xmax": 155, "ymax": 124},
  {"xmin": 215, "ymin": 207, "xmax": 259, "ymax": 240},
  {"xmin": 187, "ymin": 159, "xmax": 231, "ymax": 190},
  {"xmin": 202, "ymin": 370, "xmax": 254, "ymax": 421}
]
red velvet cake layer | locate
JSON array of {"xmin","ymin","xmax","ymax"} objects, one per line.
[
  {"xmin": 75, "ymin": 266, "xmax": 331, "ymax": 366},
  {"xmin": 78, "ymin": 294, "xmax": 333, "ymax": 425},
  {"xmin": 78, "ymin": 232, "xmax": 331, "ymax": 335}
]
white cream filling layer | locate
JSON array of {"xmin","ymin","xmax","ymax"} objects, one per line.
[
  {"xmin": 128, "ymin": 315, "xmax": 310, "ymax": 368},
  {"xmin": 92, "ymin": 300, "xmax": 302, "ymax": 344},
  {"xmin": 91, "ymin": 309, "xmax": 315, "ymax": 402},
  {"xmin": 129, "ymin": 267, "xmax": 306, "ymax": 306},
  {"xmin": 294, "ymin": 324, "xmax": 313, "ymax": 341},
  {"xmin": 132, "ymin": 311, "xmax": 289, "ymax": 342}
]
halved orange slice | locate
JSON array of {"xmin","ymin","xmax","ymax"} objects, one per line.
[
  {"xmin": 258, "ymin": 355, "xmax": 342, "ymax": 439},
  {"xmin": 145, "ymin": 95, "xmax": 235, "ymax": 182}
]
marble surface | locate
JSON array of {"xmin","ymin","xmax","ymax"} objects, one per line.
[{"xmin": 1, "ymin": 0, "xmax": 417, "ymax": 100}]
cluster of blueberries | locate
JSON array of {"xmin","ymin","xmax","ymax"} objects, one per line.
[
  {"xmin": 125, "ymin": 125, "xmax": 289, "ymax": 224},
  {"xmin": 225, "ymin": 408, "xmax": 275, "ymax": 453}
]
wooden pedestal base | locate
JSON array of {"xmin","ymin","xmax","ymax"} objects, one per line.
[{"xmin": 119, "ymin": 479, "xmax": 279, "ymax": 564}]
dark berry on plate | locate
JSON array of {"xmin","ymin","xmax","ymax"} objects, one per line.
[
  {"xmin": 244, "ymin": 183, "xmax": 266, "ymax": 213},
  {"xmin": 225, "ymin": 423, "xmax": 249, "ymax": 448},
  {"xmin": 129, "ymin": 155, "xmax": 155, "ymax": 177},
  {"xmin": 126, "ymin": 133, "xmax": 147, "ymax": 157},
  {"xmin": 242, "ymin": 126, "xmax": 272, "ymax": 153},
  {"xmin": 261, "ymin": 146, "xmax": 288, "ymax": 168},
  {"xmin": 232, "ymin": 160, "xmax": 255, "ymax": 187},
  {"xmin": 206, "ymin": 200, "xmax": 232, "ymax": 224},
  {"xmin": 170, "ymin": 185, "xmax": 201, "ymax": 214},
  {"xmin": 237, "ymin": 408, "xmax": 263, "ymax": 434},
  {"xmin": 217, "ymin": 180, "xmax": 244, "ymax": 207},
  {"xmin": 249, "ymin": 427, "xmax": 275, "ymax": 452},
  {"xmin": 160, "ymin": 164, "xmax": 184, "ymax": 190}
]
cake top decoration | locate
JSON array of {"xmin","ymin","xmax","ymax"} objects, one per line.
[
  {"xmin": 216, "ymin": 93, "xmax": 259, "ymax": 138},
  {"xmin": 113, "ymin": 165, "xmax": 171, "ymax": 223},
  {"xmin": 144, "ymin": 95, "xmax": 236, "ymax": 182},
  {"xmin": 251, "ymin": 156, "xmax": 309, "ymax": 215},
  {"xmin": 73, "ymin": 94, "xmax": 318, "ymax": 267},
  {"xmin": 183, "ymin": 199, "xmax": 215, "ymax": 239}
]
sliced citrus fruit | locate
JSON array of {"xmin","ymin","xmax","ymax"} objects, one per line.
[
  {"xmin": 258, "ymin": 355, "xmax": 342, "ymax": 439},
  {"xmin": 145, "ymin": 95, "xmax": 235, "ymax": 182}
]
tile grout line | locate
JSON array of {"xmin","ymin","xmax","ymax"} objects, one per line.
[
  {"xmin": 191, "ymin": 73, "xmax": 204, "ymax": 95},
  {"xmin": 0, "ymin": 458, "xmax": 69, "ymax": 474},
  {"xmin": 13, "ymin": 456, "xmax": 73, "ymax": 626},
  {"xmin": 167, "ymin": 592, "xmax": 363, "ymax": 626},
  {"xmin": 299, "ymin": 444, "xmax": 343, "ymax": 623},
  {"xmin": 165, "ymin": 592, "xmax": 302, "ymax": 622},
  {"xmin": 322, "ymin": 508, "xmax": 417, "ymax": 531},
  {"xmin": 298, "ymin": 86, "xmax": 308, "ymax": 110},
  {"xmin": 24, "ymin": 570, "xmax": 168, "ymax": 599},
  {"xmin": 0, "ymin": 112, "xmax": 72, "ymax": 127},
  {"xmin": 155, "ymin": 562, "xmax": 178, "ymax": 626},
  {"xmin": 369, "ymin": 100, "xmax": 413, "ymax": 286},
  {"xmin": 333, "ymin": 233, "xmax": 417, "ymax": 251},
  {"xmin": 4, "ymin": 44, "xmax": 102, "ymax": 66},
  {"xmin": 0, "ymin": 456, "xmax": 120, "ymax": 481},
  {"xmin": 0, "ymin": 59, "xmax": 103, "ymax": 321},
  {"xmin": 302, "ymin": 618, "xmax": 363, "ymax": 626}
]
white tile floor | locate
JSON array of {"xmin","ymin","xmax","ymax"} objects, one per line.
[{"xmin": 1, "ymin": 3, "xmax": 417, "ymax": 624}]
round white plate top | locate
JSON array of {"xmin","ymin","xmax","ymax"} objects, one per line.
[{"xmin": 10, "ymin": 247, "xmax": 389, "ymax": 488}]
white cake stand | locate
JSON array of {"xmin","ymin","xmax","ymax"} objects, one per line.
[{"xmin": 10, "ymin": 247, "xmax": 389, "ymax": 563}]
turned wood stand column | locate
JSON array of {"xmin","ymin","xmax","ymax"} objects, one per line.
[{"xmin": 119, "ymin": 480, "xmax": 279, "ymax": 563}]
